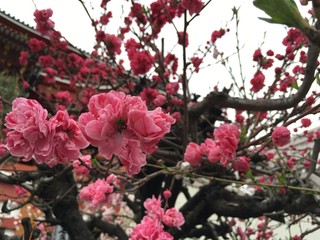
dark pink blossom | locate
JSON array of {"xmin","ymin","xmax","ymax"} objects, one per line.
[
  {"xmin": 104, "ymin": 33, "xmax": 122, "ymax": 55},
  {"xmin": 180, "ymin": 0, "xmax": 204, "ymax": 16},
  {"xmin": 19, "ymin": 51, "xmax": 28, "ymax": 65},
  {"xmin": 250, "ymin": 71, "xmax": 265, "ymax": 93},
  {"xmin": 272, "ymin": 126, "xmax": 291, "ymax": 147},
  {"xmin": 301, "ymin": 118, "xmax": 311, "ymax": 128},
  {"xmin": 79, "ymin": 175, "xmax": 116, "ymax": 207},
  {"xmin": 34, "ymin": 9, "xmax": 55, "ymax": 36},
  {"xmin": 28, "ymin": 38, "xmax": 46, "ymax": 52},
  {"xmin": 232, "ymin": 156, "xmax": 250, "ymax": 172},
  {"xmin": 129, "ymin": 51, "xmax": 153, "ymax": 75}
]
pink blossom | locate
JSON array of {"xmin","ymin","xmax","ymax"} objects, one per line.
[
  {"xmin": 34, "ymin": 9, "xmax": 55, "ymax": 36},
  {"xmin": 201, "ymin": 139, "xmax": 221, "ymax": 164},
  {"xmin": 79, "ymin": 91, "xmax": 175, "ymax": 174},
  {"xmin": 28, "ymin": 38, "xmax": 46, "ymax": 52},
  {"xmin": 301, "ymin": 118, "xmax": 311, "ymax": 128},
  {"xmin": 177, "ymin": 32, "xmax": 189, "ymax": 47},
  {"xmin": 129, "ymin": 216, "xmax": 173, "ymax": 240},
  {"xmin": 144, "ymin": 196, "xmax": 164, "ymax": 220},
  {"xmin": 180, "ymin": 0, "xmax": 204, "ymax": 16},
  {"xmin": 211, "ymin": 29, "xmax": 225, "ymax": 44},
  {"xmin": 72, "ymin": 155, "xmax": 92, "ymax": 176},
  {"xmin": 0, "ymin": 144, "xmax": 7, "ymax": 157},
  {"xmin": 272, "ymin": 126, "xmax": 291, "ymax": 147},
  {"xmin": 15, "ymin": 185, "xmax": 28, "ymax": 196},
  {"xmin": 250, "ymin": 71, "xmax": 265, "ymax": 93},
  {"xmin": 214, "ymin": 124, "xmax": 240, "ymax": 166},
  {"xmin": 129, "ymin": 51, "xmax": 153, "ymax": 75},
  {"xmin": 232, "ymin": 156, "xmax": 250, "ymax": 172},
  {"xmin": 163, "ymin": 208, "xmax": 185, "ymax": 228},
  {"xmin": 165, "ymin": 82, "xmax": 179, "ymax": 95},
  {"xmin": 184, "ymin": 142, "xmax": 203, "ymax": 166},
  {"xmin": 153, "ymin": 94, "xmax": 166, "ymax": 107},
  {"xmin": 163, "ymin": 189, "xmax": 172, "ymax": 200},
  {"xmin": 191, "ymin": 57, "xmax": 202, "ymax": 73},
  {"xmin": 128, "ymin": 107, "xmax": 175, "ymax": 153},
  {"xmin": 19, "ymin": 51, "xmax": 28, "ymax": 65},
  {"xmin": 104, "ymin": 33, "xmax": 122, "ymax": 55},
  {"xmin": 79, "ymin": 175, "xmax": 116, "ymax": 207}
]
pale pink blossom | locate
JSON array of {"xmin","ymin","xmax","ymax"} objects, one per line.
[
  {"xmin": 201, "ymin": 138, "xmax": 221, "ymax": 164},
  {"xmin": 79, "ymin": 91, "xmax": 175, "ymax": 174},
  {"xmin": 214, "ymin": 124, "xmax": 240, "ymax": 166},
  {"xmin": 73, "ymin": 155, "xmax": 92, "ymax": 175},
  {"xmin": 184, "ymin": 142, "xmax": 203, "ymax": 166},
  {"xmin": 272, "ymin": 126, "xmax": 291, "ymax": 147},
  {"xmin": 129, "ymin": 216, "xmax": 173, "ymax": 240},
  {"xmin": 79, "ymin": 175, "xmax": 116, "ymax": 207},
  {"xmin": 127, "ymin": 107, "xmax": 175, "ymax": 154},
  {"xmin": 144, "ymin": 195, "xmax": 164, "ymax": 220},
  {"xmin": 163, "ymin": 208, "xmax": 185, "ymax": 228}
]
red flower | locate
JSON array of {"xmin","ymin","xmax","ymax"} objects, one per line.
[
  {"xmin": 272, "ymin": 126, "xmax": 291, "ymax": 147},
  {"xmin": 250, "ymin": 71, "xmax": 265, "ymax": 93}
]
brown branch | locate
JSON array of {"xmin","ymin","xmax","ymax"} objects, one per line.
[{"xmin": 189, "ymin": 41, "xmax": 319, "ymax": 119}]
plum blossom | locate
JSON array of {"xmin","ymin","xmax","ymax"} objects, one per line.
[
  {"xmin": 33, "ymin": 9, "xmax": 55, "ymax": 36},
  {"xmin": 272, "ymin": 126, "xmax": 291, "ymax": 147},
  {"xmin": 232, "ymin": 156, "xmax": 250, "ymax": 172},
  {"xmin": 184, "ymin": 142, "xmax": 203, "ymax": 166},
  {"xmin": 129, "ymin": 216, "xmax": 173, "ymax": 240},
  {"xmin": 79, "ymin": 174, "xmax": 117, "ymax": 207},
  {"xmin": 180, "ymin": 0, "xmax": 204, "ymax": 16},
  {"xmin": 5, "ymin": 98, "xmax": 89, "ymax": 166},
  {"xmin": 130, "ymin": 195, "xmax": 184, "ymax": 240},
  {"xmin": 163, "ymin": 208, "xmax": 185, "ymax": 228},
  {"xmin": 185, "ymin": 123, "xmax": 240, "ymax": 168},
  {"xmin": 72, "ymin": 155, "xmax": 92, "ymax": 176},
  {"xmin": 78, "ymin": 91, "xmax": 175, "ymax": 175}
]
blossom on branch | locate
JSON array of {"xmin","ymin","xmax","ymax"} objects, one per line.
[
  {"xmin": 33, "ymin": 9, "xmax": 55, "ymax": 36},
  {"xmin": 272, "ymin": 126, "xmax": 291, "ymax": 147},
  {"xmin": 78, "ymin": 91, "xmax": 175, "ymax": 175}
]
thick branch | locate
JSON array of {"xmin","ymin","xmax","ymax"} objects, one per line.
[
  {"xmin": 189, "ymin": 42, "xmax": 319, "ymax": 118},
  {"xmin": 90, "ymin": 217, "xmax": 128, "ymax": 240}
]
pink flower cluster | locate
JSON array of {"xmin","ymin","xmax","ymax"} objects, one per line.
[
  {"xmin": 79, "ymin": 174, "xmax": 116, "ymax": 207},
  {"xmin": 184, "ymin": 124, "xmax": 248, "ymax": 170},
  {"xmin": 78, "ymin": 91, "xmax": 175, "ymax": 175},
  {"xmin": 33, "ymin": 9, "xmax": 55, "ymax": 36},
  {"xmin": 129, "ymin": 195, "xmax": 184, "ymax": 240},
  {"xmin": 5, "ymin": 98, "xmax": 89, "ymax": 167}
]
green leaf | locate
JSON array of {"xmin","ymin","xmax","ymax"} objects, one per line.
[
  {"xmin": 253, "ymin": 0, "xmax": 311, "ymax": 32},
  {"xmin": 316, "ymin": 71, "xmax": 320, "ymax": 86},
  {"xmin": 278, "ymin": 172, "xmax": 287, "ymax": 185},
  {"xmin": 291, "ymin": 80, "xmax": 299, "ymax": 90},
  {"xmin": 245, "ymin": 170, "xmax": 256, "ymax": 183}
]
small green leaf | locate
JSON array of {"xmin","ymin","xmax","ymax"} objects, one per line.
[
  {"xmin": 291, "ymin": 80, "xmax": 299, "ymax": 90},
  {"xmin": 253, "ymin": 0, "xmax": 311, "ymax": 32},
  {"xmin": 316, "ymin": 72, "xmax": 320, "ymax": 86},
  {"xmin": 245, "ymin": 170, "xmax": 256, "ymax": 182},
  {"xmin": 278, "ymin": 172, "xmax": 287, "ymax": 185}
]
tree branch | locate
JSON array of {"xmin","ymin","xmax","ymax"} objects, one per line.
[{"xmin": 189, "ymin": 41, "xmax": 319, "ymax": 119}]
